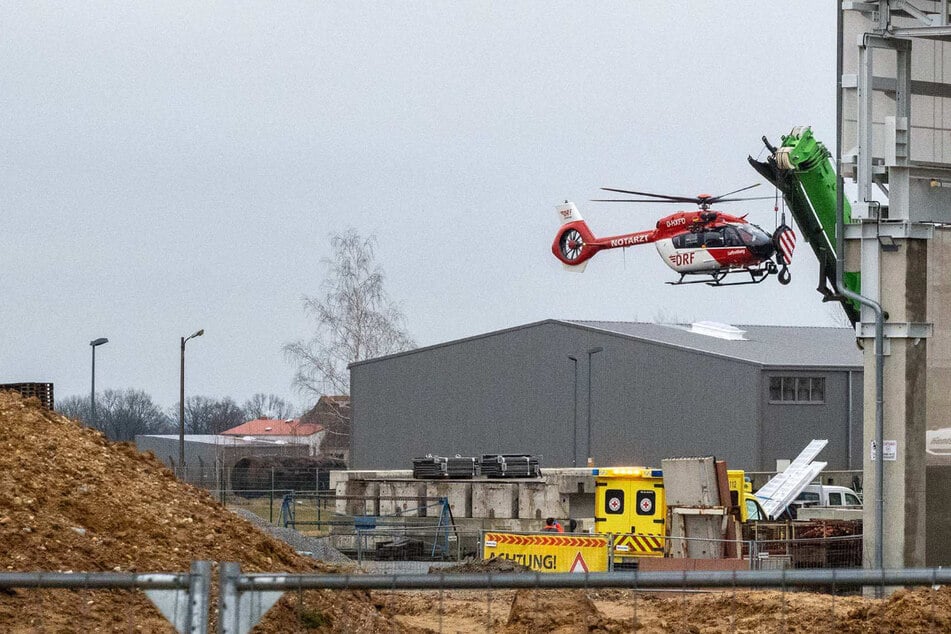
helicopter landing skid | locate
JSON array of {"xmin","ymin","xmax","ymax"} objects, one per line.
[{"xmin": 666, "ymin": 264, "xmax": 777, "ymax": 287}]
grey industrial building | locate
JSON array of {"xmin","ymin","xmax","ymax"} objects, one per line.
[{"xmin": 350, "ymin": 320, "xmax": 863, "ymax": 472}]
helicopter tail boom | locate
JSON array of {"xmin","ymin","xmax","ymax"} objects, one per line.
[{"xmin": 552, "ymin": 202, "xmax": 598, "ymax": 271}]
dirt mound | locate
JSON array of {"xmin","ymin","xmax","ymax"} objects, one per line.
[
  {"xmin": 431, "ymin": 556, "xmax": 532, "ymax": 574},
  {"xmin": 504, "ymin": 589, "xmax": 611, "ymax": 633},
  {"xmin": 846, "ymin": 585, "xmax": 951, "ymax": 632},
  {"xmin": 0, "ymin": 391, "xmax": 396, "ymax": 632}
]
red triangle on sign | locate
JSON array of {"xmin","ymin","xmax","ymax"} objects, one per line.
[{"xmin": 569, "ymin": 552, "xmax": 589, "ymax": 573}]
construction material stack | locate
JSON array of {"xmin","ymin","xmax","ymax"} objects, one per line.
[
  {"xmin": 412, "ymin": 455, "xmax": 448, "ymax": 479},
  {"xmin": 0, "ymin": 382, "xmax": 54, "ymax": 410},
  {"xmin": 412, "ymin": 455, "xmax": 480, "ymax": 479},
  {"xmin": 446, "ymin": 455, "xmax": 479, "ymax": 478},
  {"xmin": 480, "ymin": 454, "xmax": 540, "ymax": 478}
]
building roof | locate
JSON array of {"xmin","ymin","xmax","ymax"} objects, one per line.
[
  {"xmin": 349, "ymin": 319, "xmax": 863, "ymax": 370},
  {"xmin": 220, "ymin": 418, "xmax": 322, "ymax": 437},
  {"xmin": 135, "ymin": 434, "xmax": 301, "ymax": 447},
  {"xmin": 566, "ymin": 321, "xmax": 863, "ymax": 368}
]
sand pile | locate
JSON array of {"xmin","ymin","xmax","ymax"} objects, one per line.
[{"xmin": 0, "ymin": 391, "xmax": 397, "ymax": 632}]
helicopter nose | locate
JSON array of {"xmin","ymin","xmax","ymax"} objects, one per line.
[{"xmin": 749, "ymin": 240, "xmax": 775, "ymax": 260}]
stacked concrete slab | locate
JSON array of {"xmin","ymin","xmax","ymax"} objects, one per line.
[{"xmin": 329, "ymin": 467, "xmax": 595, "ymax": 533}]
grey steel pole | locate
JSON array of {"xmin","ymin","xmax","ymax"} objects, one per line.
[
  {"xmin": 586, "ymin": 347, "xmax": 603, "ymax": 467},
  {"xmin": 227, "ymin": 566, "xmax": 951, "ymax": 591},
  {"xmin": 180, "ymin": 329, "xmax": 204, "ymax": 478},
  {"xmin": 89, "ymin": 338, "xmax": 108, "ymax": 427},
  {"xmin": 91, "ymin": 345, "xmax": 96, "ymax": 425},
  {"xmin": 180, "ymin": 336, "xmax": 186, "ymax": 474},
  {"xmin": 568, "ymin": 355, "xmax": 579, "ymax": 467},
  {"xmin": 835, "ymin": 5, "xmax": 884, "ymax": 574}
]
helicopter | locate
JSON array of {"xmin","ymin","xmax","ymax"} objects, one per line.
[{"xmin": 550, "ymin": 184, "xmax": 797, "ymax": 286}]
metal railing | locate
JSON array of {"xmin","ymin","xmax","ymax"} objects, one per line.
[
  {"xmin": 219, "ymin": 564, "xmax": 951, "ymax": 634},
  {"xmin": 4, "ymin": 561, "xmax": 949, "ymax": 632},
  {"xmin": 0, "ymin": 561, "xmax": 210, "ymax": 634}
]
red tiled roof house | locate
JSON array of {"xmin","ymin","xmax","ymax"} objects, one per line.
[{"xmin": 221, "ymin": 418, "xmax": 324, "ymax": 456}]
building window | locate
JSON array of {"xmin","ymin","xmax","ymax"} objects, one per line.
[{"xmin": 769, "ymin": 377, "xmax": 825, "ymax": 403}]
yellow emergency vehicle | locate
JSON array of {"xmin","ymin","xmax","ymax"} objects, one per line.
[{"xmin": 594, "ymin": 466, "xmax": 767, "ymax": 563}]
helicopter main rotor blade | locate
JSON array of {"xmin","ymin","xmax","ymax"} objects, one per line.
[
  {"xmin": 600, "ymin": 188, "xmax": 699, "ymax": 203},
  {"xmin": 591, "ymin": 198, "xmax": 693, "ymax": 203},
  {"xmin": 707, "ymin": 183, "xmax": 761, "ymax": 202},
  {"xmin": 711, "ymin": 195, "xmax": 775, "ymax": 203}
]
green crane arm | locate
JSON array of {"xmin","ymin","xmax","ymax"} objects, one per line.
[{"xmin": 748, "ymin": 126, "xmax": 861, "ymax": 324}]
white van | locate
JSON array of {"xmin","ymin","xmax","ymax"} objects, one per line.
[{"xmin": 794, "ymin": 484, "xmax": 862, "ymax": 508}]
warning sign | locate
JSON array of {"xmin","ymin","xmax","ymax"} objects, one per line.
[
  {"xmin": 569, "ymin": 552, "xmax": 589, "ymax": 573},
  {"xmin": 482, "ymin": 532, "xmax": 609, "ymax": 573}
]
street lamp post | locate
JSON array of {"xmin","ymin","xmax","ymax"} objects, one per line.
[
  {"xmin": 89, "ymin": 338, "xmax": 108, "ymax": 427},
  {"xmin": 568, "ymin": 355, "xmax": 579, "ymax": 467},
  {"xmin": 586, "ymin": 346, "xmax": 603, "ymax": 467},
  {"xmin": 179, "ymin": 329, "xmax": 204, "ymax": 477}
]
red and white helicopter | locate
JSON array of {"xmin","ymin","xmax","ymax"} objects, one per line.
[{"xmin": 551, "ymin": 184, "xmax": 797, "ymax": 286}]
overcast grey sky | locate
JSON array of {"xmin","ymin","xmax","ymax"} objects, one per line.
[{"xmin": 2, "ymin": 2, "xmax": 840, "ymax": 411}]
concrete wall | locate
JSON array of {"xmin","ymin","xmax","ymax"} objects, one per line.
[
  {"xmin": 351, "ymin": 321, "xmax": 842, "ymax": 472},
  {"xmin": 927, "ymin": 227, "xmax": 951, "ymax": 466},
  {"xmin": 331, "ymin": 469, "xmax": 590, "ymax": 531},
  {"xmin": 926, "ymin": 465, "xmax": 951, "ymax": 566}
]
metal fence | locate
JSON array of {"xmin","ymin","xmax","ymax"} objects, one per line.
[
  {"xmin": 3, "ymin": 563, "xmax": 950, "ymax": 632},
  {"xmin": 174, "ymin": 466, "xmax": 337, "ymax": 496},
  {"xmin": 0, "ymin": 561, "xmax": 209, "ymax": 633}
]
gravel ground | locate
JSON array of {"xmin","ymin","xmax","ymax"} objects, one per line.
[{"xmin": 231, "ymin": 507, "xmax": 354, "ymax": 565}]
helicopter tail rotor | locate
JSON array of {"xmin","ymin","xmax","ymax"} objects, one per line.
[{"xmin": 552, "ymin": 202, "xmax": 598, "ymax": 271}]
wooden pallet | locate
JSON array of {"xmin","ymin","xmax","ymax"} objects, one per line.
[{"xmin": 0, "ymin": 382, "xmax": 54, "ymax": 410}]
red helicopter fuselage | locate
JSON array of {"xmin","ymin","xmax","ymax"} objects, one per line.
[{"xmin": 552, "ymin": 202, "xmax": 793, "ymax": 285}]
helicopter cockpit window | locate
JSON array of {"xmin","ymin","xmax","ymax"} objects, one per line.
[
  {"xmin": 702, "ymin": 230, "xmax": 724, "ymax": 248},
  {"xmin": 736, "ymin": 225, "xmax": 771, "ymax": 248},
  {"xmin": 723, "ymin": 226, "xmax": 743, "ymax": 247},
  {"xmin": 673, "ymin": 233, "xmax": 701, "ymax": 249}
]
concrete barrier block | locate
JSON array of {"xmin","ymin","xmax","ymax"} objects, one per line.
[
  {"xmin": 425, "ymin": 481, "xmax": 472, "ymax": 518},
  {"xmin": 472, "ymin": 482, "xmax": 518, "ymax": 519},
  {"xmin": 518, "ymin": 481, "xmax": 570, "ymax": 520},
  {"xmin": 379, "ymin": 481, "xmax": 427, "ymax": 517}
]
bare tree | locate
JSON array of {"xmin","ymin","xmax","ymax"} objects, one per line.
[
  {"xmin": 86, "ymin": 389, "xmax": 171, "ymax": 441},
  {"xmin": 284, "ymin": 229, "xmax": 415, "ymax": 398},
  {"xmin": 243, "ymin": 393, "xmax": 296, "ymax": 420},
  {"xmin": 59, "ymin": 391, "xmax": 169, "ymax": 440},
  {"xmin": 180, "ymin": 395, "xmax": 246, "ymax": 435},
  {"xmin": 57, "ymin": 394, "xmax": 91, "ymax": 423},
  {"xmin": 285, "ymin": 229, "xmax": 414, "ymax": 461}
]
